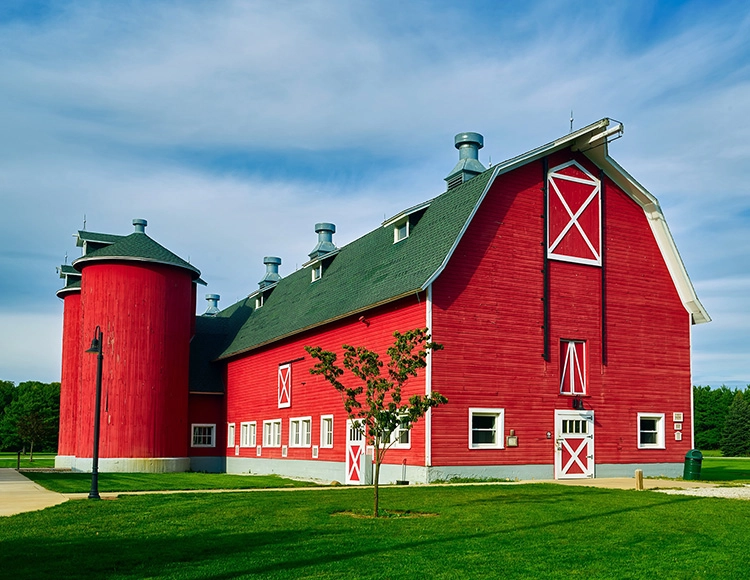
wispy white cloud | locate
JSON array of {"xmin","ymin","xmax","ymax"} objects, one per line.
[{"xmin": 0, "ymin": 0, "xmax": 748, "ymax": 385}]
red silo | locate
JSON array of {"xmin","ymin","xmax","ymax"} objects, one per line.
[
  {"xmin": 55, "ymin": 272, "xmax": 82, "ymax": 468},
  {"xmin": 71, "ymin": 219, "xmax": 200, "ymax": 472}
]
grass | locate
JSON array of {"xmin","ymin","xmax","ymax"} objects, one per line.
[
  {"xmin": 0, "ymin": 452, "xmax": 55, "ymax": 468},
  {"xmin": 701, "ymin": 456, "xmax": 750, "ymax": 482},
  {"xmin": 22, "ymin": 471, "xmax": 320, "ymax": 493},
  {"xmin": 1, "ymin": 484, "xmax": 749, "ymax": 578}
]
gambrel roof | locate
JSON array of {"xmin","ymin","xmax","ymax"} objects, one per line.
[{"xmin": 210, "ymin": 118, "xmax": 709, "ymax": 361}]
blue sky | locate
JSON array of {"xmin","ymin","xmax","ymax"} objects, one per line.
[{"xmin": 0, "ymin": 0, "xmax": 747, "ymax": 387}]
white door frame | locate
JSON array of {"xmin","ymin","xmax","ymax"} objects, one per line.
[
  {"xmin": 554, "ymin": 409, "xmax": 595, "ymax": 479},
  {"xmin": 345, "ymin": 419, "xmax": 365, "ymax": 485}
]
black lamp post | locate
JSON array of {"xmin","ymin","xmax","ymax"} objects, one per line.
[{"xmin": 85, "ymin": 326, "xmax": 104, "ymax": 500}]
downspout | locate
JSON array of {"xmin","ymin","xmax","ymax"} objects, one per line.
[
  {"xmin": 543, "ymin": 157, "xmax": 550, "ymax": 361},
  {"xmin": 425, "ymin": 283, "xmax": 433, "ymax": 475}
]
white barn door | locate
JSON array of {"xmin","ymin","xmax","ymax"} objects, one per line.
[
  {"xmin": 345, "ymin": 419, "xmax": 365, "ymax": 485},
  {"xmin": 555, "ymin": 410, "xmax": 595, "ymax": 479}
]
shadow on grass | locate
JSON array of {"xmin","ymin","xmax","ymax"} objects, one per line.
[{"xmin": 0, "ymin": 486, "xmax": 711, "ymax": 579}]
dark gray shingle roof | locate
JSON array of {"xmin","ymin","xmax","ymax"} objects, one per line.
[{"xmin": 217, "ymin": 168, "xmax": 495, "ymax": 359}]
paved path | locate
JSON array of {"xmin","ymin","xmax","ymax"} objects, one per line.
[{"xmin": 0, "ymin": 469, "xmax": 68, "ymax": 517}]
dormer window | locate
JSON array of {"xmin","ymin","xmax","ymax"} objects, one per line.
[
  {"xmin": 394, "ymin": 219, "xmax": 409, "ymax": 243},
  {"xmin": 255, "ymin": 294, "xmax": 264, "ymax": 309},
  {"xmin": 311, "ymin": 263, "xmax": 322, "ymax": 282}
]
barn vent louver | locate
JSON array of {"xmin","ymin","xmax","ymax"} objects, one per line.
[{"xmin": 444, "ymin": 132, "xmax": 486, "ymax": 190}]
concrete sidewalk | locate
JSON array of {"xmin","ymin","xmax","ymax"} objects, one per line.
[{"xmin": 0, "ymin": 468, "xmax": 68, "ymax": 517}]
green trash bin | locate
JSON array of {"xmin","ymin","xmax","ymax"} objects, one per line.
[{"xmin": 683, "ymin": 449, "xmax": 703, "ymax": 480}]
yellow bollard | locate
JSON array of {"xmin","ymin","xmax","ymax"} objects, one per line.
[{"xmin": 635, "ymin": 469, "xmax": 644, "ymax": 491}]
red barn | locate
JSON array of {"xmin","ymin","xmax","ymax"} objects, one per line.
[{"xmin": 56, "ymin": 118, "xmax": 709, "ymax": 482}]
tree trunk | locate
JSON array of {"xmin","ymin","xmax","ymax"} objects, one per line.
[
  {"xmin": 29, "ymin": 440, "xmax": 34, "ymax": 462},
  {"xmin": 374, "ymin": 457, "xmax": 381, "ymax": 517}
]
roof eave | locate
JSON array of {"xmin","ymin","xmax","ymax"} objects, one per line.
[{"xmin": 72, "ymin": 255, "xmax": 202, "ymax": 279}]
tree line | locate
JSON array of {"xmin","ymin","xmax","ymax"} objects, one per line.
[
  {"xmin": 694, "ymin": 385, "xmax": 750, "ymax": 456},
  {"xmin": 0, "ymin": 380, "xmax": 60, "ymax": 459}
]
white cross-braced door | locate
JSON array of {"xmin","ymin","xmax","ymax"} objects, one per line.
[
  {"xmin": 555, "ymin": 410, "xmax": 594, "ymax": 479},
  {"xmin": 547, "ymin": 161, "xmax": 601, "ymax": 266}
]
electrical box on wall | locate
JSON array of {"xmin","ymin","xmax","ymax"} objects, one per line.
[{"xmin": 506, "ymin": 429, "xmax": 518, "ymax": 447}]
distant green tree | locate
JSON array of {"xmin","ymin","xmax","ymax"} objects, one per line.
[
  {"xmin": 0, "ymin": 381, "xmax": 60, "ymax": 457},
  {"xmin": 721, "ymin": 391, "xmax": 750, "ymax": 457},
  {"xmin": 694, "ymin": 385, "xmax": 736, "ymax": 450}
]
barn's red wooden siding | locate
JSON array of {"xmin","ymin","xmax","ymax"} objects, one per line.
[
  {"xmin": 225, "ymin": 295, "xmax": 427, "ymax": 467},
  {"xmin": 58, "ymin": 291, "xmax": 81, "ymax": 456},
  {"xmin": 75, "ymin": 262, "xmax": 193, "ymax": 459},
  {"xmin": 430, "ymin": 151, "xmax": 691, "ymax": 468},
  {"xmin": 188, "ymin": 393, "xmax": 225, "ymax": 457}
]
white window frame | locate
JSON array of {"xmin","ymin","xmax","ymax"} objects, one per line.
[
  {"xmin": 289, "ymin": 416, "xmax": 312, "ymax": 448},
  {"xmin": 255, "ymin": 294, "xmax": 264, "ymax": 309},
  {"xmin": 320, "ymin": 414, "xmax": 334, "ymax": 448},
  {"xmin": 191, "ymin": 423, "xmax": 216, "ymax": 448},
  {"xmin": 311, "ymin": 262, "xmax": 322, "ymax": 282},
  {"xmin": 278, "ymin": 363, "xmax": 291, "ymax": 409},
  {"xmin": 394, "ymin": 218, "xmax": 410, "ymax": 243},
  {"xmin": 387, "ymin": 415, "xmax": 411, "ymax": 449},
  {"xmin": 637, "ymin": 413, "xmax": 665, "ymax": 449},
  {"xmin": 560, "ymin": 339, "xmax": 586, "ymax": 395},
  {"xmin": 468, "ymin": 408, "xmax": 505, "ymax": 450},
  {"xmin": 240, "ymin": 421, "xmax": 256, "ymax": 448},
  {"xmin": 226, "ymin": 422, "xmax": 236, "ymax": 448},
  {"xmin": 263, "ymin": 419, "xmax": 282, "ymax": 448}
]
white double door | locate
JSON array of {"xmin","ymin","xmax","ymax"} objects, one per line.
[{"xmin": 554, "ymin": 410, "xmax": 595, "ymax": 479}]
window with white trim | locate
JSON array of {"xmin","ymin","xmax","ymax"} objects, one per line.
[
  {"xmin": 289, "ymin": 417, "xmax": 312, "ymax": 448},
  {"xmin": 638, "ymin": 413, "xmax": 665, "ymax": 449},
  {"xmin": 240, "ymin": 422, "xmax": 256, "ymax": 448},
  {"xmin": 320, "ymin": 415, "xmax": 334, "ymax": 448},
  {"xmin": 311, "ymin": 263, "xmax": 322, "ymax": 282},
  {"xmin": 255, "ymin": 294, "xmax": 264, "ymax": 309},
  {"xmin": 469, "ymin": 408, "xmax": 505, "ymax": 449},
  {"xmin": 560, "ymin": 340, "xmax": 586, "ymax": 395},
  {"xmin": 191, "ymin": 424, "xmax": 216, "ymax": 448},
  {"xmin": 278, "ymin": 363, "xmax": 291, "ymax": 408},
  {"xmin": 394, "ymin": 219, "xmax": 409, "ymax": 243},
  {"xmin": 263, "ymin": 419, "xmax": 282, "ymax": 447},
  {"xmin": 227, "ymin": 422, "xmax": 236, "ymax": 448},
  {"xmin": 387, "ymin": 416, "xmax": 411, "ymax": 449}
]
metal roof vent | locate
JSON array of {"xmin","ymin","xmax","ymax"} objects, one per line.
[
  {"xmin": 259, "ymin": 256, "xmax": 282, "ymax": 288},
  {"xmin": 308, "ymin": 223, "xmax": 337, "ymax": 259},
  {"xmin": 204, "ymin": 294, "xmax": 220, "ymax": 316},
  {"xmin": 444, "ymin": 132, "xmax": 486, "ymax": 190},
  {"xmin": 132, "ymin": 218, "xmax": 148, "ymax": 233}
]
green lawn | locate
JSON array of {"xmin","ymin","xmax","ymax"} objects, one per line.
[
  {"xmin": 0, "ymin": 452, "xmax": 55, "ymax": 468},
  {"xmin": 701, "ymin": 456, "xmax": 750, "ymax": 482},
  {"xmin": 22, "ymin": 471, "xmax": 320, "ymax": 493},
  {"xmin": 1, "ymin": 484, "xmax": 749, "ymax": 578}
]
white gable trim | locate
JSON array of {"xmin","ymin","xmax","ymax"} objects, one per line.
[
  {"xmin": 422, "ymin": 117, "xmax": 709, "ymax": 326},
  {"xmin": 585, "ymin": 149, "xmax": 710, "ymax": 325}
]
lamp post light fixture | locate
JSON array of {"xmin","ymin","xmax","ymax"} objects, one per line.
[{"xmin": 85, "ymin": 325, "xmax": 104, "ymax": 500}]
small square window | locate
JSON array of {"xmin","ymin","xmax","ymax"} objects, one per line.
[
  {"xmin": 191, "ymin": 424, "xmax": 216, "ymax": 448},
  {"xmin": 638, "ymin": 413, "xmax": 665, "ymax": 449},
  {"xmin": 263, "ymin": 419, "xmax": 282, "ymax": 447},
  {"xmin": 240, "ymin": 422, "xmax": 256, "ymax": 448},
  {"xmin": 469, "ymin": 408, "xmax": 504, "ymax": 449},
  {"xmin": 387, "ymin": 416, "xmax": 411, "ymax": 449},
  {"xmin": 289, "ymin": 417, "xmax": 312, "ymax": 448},
  {"xmin": 394, "ymin": 219, "xmax": 409, "ymax": 243},
  {"xmin": 320, "ymin": 415, "xmax": 334, "ymax": 448}
]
